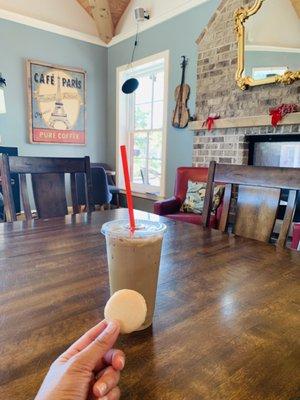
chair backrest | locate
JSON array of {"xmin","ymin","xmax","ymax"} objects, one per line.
[
  {"xmin": 0, "ymin": 155, "xmax": 95, "ymax": 222},
  {"xmin": 202, "ymin": 161, "xmax": 300, "ymax": 248},
  {"xmin": 76, "ymin": 166, "xmax": 112, "ymax": 206},
  {"xmin": 174, "ymin": 167, "xmax": 209, "ymax": 201},
  {"xmin": 91, "ymin": 162, "xmax": 116, "ymax": 186}
]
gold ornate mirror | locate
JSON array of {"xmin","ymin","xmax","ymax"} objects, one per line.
[{"xmin": 235, "ymin": 0, "xmax": 300, "ymax": 90}]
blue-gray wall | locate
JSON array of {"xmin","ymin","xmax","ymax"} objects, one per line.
[
  {"xmin": 0, "ymin": 2, "xmax": 220, "ymax": 210},
  {"xmin": 0, "ymin": 18, "xmax": 107, "ymax": 162},
  {"xmin": 107, "ymin": 0, "xmax": 219, "ymax": 198},
  {"xmin": 245, "ymin": 51, "xmax": 300, "ymax": 76}
]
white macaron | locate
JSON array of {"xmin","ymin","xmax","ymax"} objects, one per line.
[{"xmin": 104, "ymin": 289, "xmax": 147, "ymax": 334}]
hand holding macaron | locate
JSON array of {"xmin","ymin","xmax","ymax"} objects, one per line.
[{"xmin": 35, "ymin": 290, "xmax": 147, "ymax": 400}]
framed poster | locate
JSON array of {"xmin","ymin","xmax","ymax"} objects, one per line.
[{"xmin": 26, "ymin": 60, "xmax": 86, "ymax": 145}]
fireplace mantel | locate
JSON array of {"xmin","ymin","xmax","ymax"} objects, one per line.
[{"xmin": 188, "ymin": 112, "xmax": 300, "ymax": 131}]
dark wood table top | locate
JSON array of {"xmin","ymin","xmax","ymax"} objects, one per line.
[{"xmin": 0, "ymin": 209, "xmax": 299, "ymax": 400}]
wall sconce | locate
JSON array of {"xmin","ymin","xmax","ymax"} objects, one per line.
[{"xmin": 0, "ymin": 73, "xmax": 6, "ymax": 114}]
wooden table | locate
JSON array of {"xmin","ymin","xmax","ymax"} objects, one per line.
[{"xmin": 0, "ymin": 210, "xmax": 299, "ymax": 400}]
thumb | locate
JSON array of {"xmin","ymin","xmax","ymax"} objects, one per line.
[{"xmin": 75, "ymin": 320, "xmax": 120, "ymax": 370}]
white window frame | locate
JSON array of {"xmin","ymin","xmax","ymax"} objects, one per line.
[{"xmin": 116, "ymin": 50, "xmax": 169, "ymax": 198}]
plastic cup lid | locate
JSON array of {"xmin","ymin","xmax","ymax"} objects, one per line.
[{"xmin": 101, "ymin": 219, "xmax": 167, "ymax": 238}]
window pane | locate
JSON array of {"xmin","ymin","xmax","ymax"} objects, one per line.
[
  {"xmin": 132, "ymin": 157, "xmax": 146, "ymax": 184},
  {"xmin": 148, "ymin": 158, "xmax": 162, "ymax": 187},
  {"xmin": 153, "ymin": 71, "xmax": 164, "ymax": 101},
  {"xmin": 133, "ymin": 131, "xmax": 147, "ymax": 158},
  {"xmin": 122, "ymin": 59, "xmax": 165, "ymax": 193},
  {"xmin": 149, "ymin": 130, "xmax": 162, "ymax": 187},
  {"xmin": 135, "ymin": 103, "xmax": 151, "ymax": 130},
  {"xmin": 152, "ymin": 101, "xmax": 164, "ymax": 129},
  {"xmin": 135, "ymin": 76, "xmax": 152, "ymax": 104},
  {"xmin": 149, "ymin": 130, "xmax": 162, "ymax": 160}
]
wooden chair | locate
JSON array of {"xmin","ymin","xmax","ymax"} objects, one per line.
[
  {"xmin": 202, "ymin": 161, "xmax": 300, "ymax": 248},
  {"xmin": 0, "ymin": 155, "xmax": 95, "ymax": 222},
  {"xmin": 91, "ymin": 162, "xmax": 120, "ymax": 208},
  {"xmin": 76, "ymin": 166, "xmax": 112, "ymax": 209}
]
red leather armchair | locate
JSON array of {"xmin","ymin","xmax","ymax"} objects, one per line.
[
  {"xmin": 291, "ymin": 223, "xmax": 300, "ymax": 250},
  {"xmin": 154, "ymin": 167, "xmax": 222, "ymax": 227}
]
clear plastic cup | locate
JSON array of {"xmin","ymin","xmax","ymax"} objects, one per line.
[{"xmin": 101, "ymin": 219, "xmax": 167, "ymax": 330}]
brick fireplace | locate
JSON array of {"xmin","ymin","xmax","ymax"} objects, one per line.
[
  {"xmin": 192, "ymin": 0, "xmax": 300, "ymax": 167},
  {"xmin": 193, "ymin": 125, "xmax": 300, "ymax": 166}
]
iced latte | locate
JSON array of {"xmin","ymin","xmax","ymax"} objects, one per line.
[{"xmin": 101, "ymin": 219, "xmax": 166, "ymax": 330}]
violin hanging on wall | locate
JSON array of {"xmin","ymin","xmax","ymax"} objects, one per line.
[{"xmin": 172, "ymin": 56, "xmax": 190, "ymax": 129}]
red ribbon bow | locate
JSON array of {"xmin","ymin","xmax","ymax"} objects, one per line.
[
  {"xmin": 203, "ymin": 115, "xmax": 220, "ymax": 131},
  {"xmin": 269, "ymin": 103, "xmax": 298, "ymax": 127}
]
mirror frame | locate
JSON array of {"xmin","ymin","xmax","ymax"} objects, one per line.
[{"xmin": 234, "ymin": 0, "xmax": 300, "ymax": 90}]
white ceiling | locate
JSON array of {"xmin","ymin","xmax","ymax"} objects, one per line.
[
  {"xmin": 1, "ymin": 0, "xmax": 298, "ymax": 49},
  {"xmin": 246, "ymin": 0, "xmax": 300, "ymax": 49},
  {"xmin": 0, "ymin": 0, "xmax": 209, "ymax": 46},
  {"xmin": 115, "ymin": 0, "xmax": 208, "ymax": 35},
  {"xmin": 0, "ymin": 0, "xmax": 98, "ymax": 36}
]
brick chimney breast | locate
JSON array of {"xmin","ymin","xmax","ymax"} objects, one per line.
[{"xmin": 193, "ymin": 0, "xmax": 300, "ymax": 167}]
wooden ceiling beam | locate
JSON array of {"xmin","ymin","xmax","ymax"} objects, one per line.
[
  {"xmin": 291, "ymin": 0, "xmax": 300, "ymax": 18},
  {"xmin": 77, "ymin": 0, "xmax": 130, "ymax": 42},
  {"xmin": 110, "ymin": 0, "xmax": 131, "ymax": 28},
  {"xmin": 77, "ymin": 0, "xmax": 93, "ymax": 18},
  {"xmin": 77, "ymin": 0, "xmax": 131, "ymax": 42},
  {"xmin": 88, "ymin": 0, "xmax": 114, "ymax": 43},
  {"xmin": 77, "ymin": 0, "xmax": 114, "ymax": 43}
]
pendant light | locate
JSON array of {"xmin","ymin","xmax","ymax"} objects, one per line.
[
  {"xmin": 122, "ymin": 23, "xmax": 140, "ymax": 94},
  {"xmin": 122, "ymin": 8, "xmax": 150, "ymax": 95}
]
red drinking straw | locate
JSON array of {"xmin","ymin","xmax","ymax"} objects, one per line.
[{"xmin": 120, "ymin": 145, "xmax": 136, "ymax": 232}]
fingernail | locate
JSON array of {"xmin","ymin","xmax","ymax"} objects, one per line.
[
  {"xmin": 105, "ymin": 320, "xmax": 119, "ymax": 334},
  {"xmin": 101, "ymin": 396, "xmax": 108, "ymax": 400},
  {"xmin": 119, "ymin": 356, "xmax": 125, "ymax": 370},
  {"xmin": 97, "ymin": 382, "xmax": 107, "ymax": 396}
]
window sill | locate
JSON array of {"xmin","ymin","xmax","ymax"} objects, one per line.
[{"xmin": 119, "ymin": 189, "xmax": 164, "ymax": 201}]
